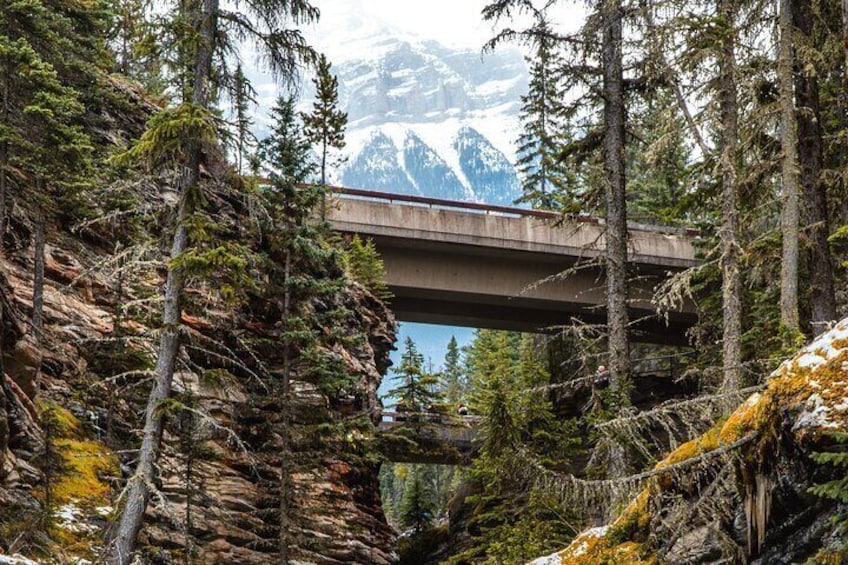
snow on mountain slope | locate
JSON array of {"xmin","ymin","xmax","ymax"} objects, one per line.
[{"xmin": 291, "ymin": 1, "xmax": 528, "ymax": 204}]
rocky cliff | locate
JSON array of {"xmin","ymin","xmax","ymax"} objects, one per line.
[
  {"xmin": 0, "ymin": 78, "xmax": 398, "ymax": 565},
  {"xmin": 529, "ymin": 319, "xmax": 848, "ymax": 565}
]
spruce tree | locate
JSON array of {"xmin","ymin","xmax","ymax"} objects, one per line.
[
  {"xmin": 257, "ymin": 94, "xmax": 358, "ymax": 560},
  {"xmin": 514, "ymin": 13, "xmax": 574, "ymax": 211},
  {"xmin": 230, "ymin": 64, "xmax": 256, "ymax": 175},
  {"xmin": 398, "ymin": 464, "xmax": 437, "ymax": 534},
  {"xmin": 442, "ymin": 335, "xmax": 465, "ymax": 405},
  {"xmin": 449, "ymin": 329, "xmax": 578, "ymax": 564},
  {"xmin": 385, "ymin": 337, "xmax": 444, "ymax": 417},
  {"xmin": 302, "ymin": 53, "xmax": 347, "ymax": 189},
  {"xmin": 344, "ymin": 234, "xmax": 390, "ymax": 300}
]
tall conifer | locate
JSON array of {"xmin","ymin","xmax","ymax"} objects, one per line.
[
  {"xmin": 302, "ymin": 53, "xmax": 347, "ymax": 188},
  {"xmin": 106, "ymin": 1, "xmax": 320, "ymax": 561}
]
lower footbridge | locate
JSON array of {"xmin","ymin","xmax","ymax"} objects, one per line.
[{"xmin": 375, "ymin": 412, "xmax": 481, "ymax": 465}]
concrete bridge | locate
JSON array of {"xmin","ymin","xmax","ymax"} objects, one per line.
[{"xmin": 327, "ymin": 188, "xmax": 699, "ymax": 345}]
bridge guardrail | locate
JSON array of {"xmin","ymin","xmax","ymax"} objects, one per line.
[{"xmin": 255, "ymin": 179, "xmax": 700, "ymax": 236}]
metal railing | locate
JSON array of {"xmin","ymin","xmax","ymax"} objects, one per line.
[
  {"xmin": 332, "ymin": 186, "xmax": 565, "ymax": 220},
  {"xmin": 254, "ymin": 179, "xmax": 700, "ymax": 236}
]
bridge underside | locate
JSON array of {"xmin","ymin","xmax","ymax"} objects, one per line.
[
  {"xmin": 328, "ymin": 196, "xmax": 698, "ymax": 345},
  {"xmin": 375, "ymin": 420, "xmax": 477, "ymax": 465},
  {"xmin": 377, "ymin": 238, "xmax": 696, "ymax": 346}
]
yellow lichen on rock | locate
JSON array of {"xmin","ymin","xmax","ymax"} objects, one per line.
[
  {"xmin": 52, "ymin": 438, "xmax": 117, "ymax": 505},
  {"xmin": 658, "ymin": 426, "xmax": 721, "ymax": 469},
  {"xmin": 36, "ymin": 403, "xmax": 118, "ymax": 560},
  {"xmin": 532, "ymin": 526, "xmax": 656, "ymax": 565}
]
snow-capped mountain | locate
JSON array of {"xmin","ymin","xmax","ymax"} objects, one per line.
[{"xmin": 300, "ymin": 0, "xmax": 527, "ymax": 205}]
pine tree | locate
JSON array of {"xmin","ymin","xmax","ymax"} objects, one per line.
[
  {"xmin": 302, "ymin": 53, "xmax": 348, "ymax": 189},
  {"xmin": 484, "ymin": 0, "xmax": 633, "ymax": 399},
  {"xmin": 256, "ymin": 94, "xmax": 358, "ymax": 560},
  {"xmin": 442, "ymin": 335, "xmax": 465, "ymax": 405},
  {"xmin": 777, "ymin": 0, "xmax": 800, "ymax": 337},
  {"xmin": 717, "ymin": 0, "xmax": 743, "ymax": 391},
  {"xmin": 108, "ymin": 0, "xmax": 157, "ymax": 80},
  {"xmin": 0, "ymin": 1, "xmax": 95, "ymax": 330},
  {"xmin": 447, "ymin": 330, "xmax": 579, "ymax": 564},
  {"xmin": 398, "ymin": 464, "xmax": 437, "ymax": 534},
  {"xmin": 230, "ymin": 64, "xmax": 256, "ymax": 175},
  {"xmin": 514, "ymin": 13, "xmax": 574, "ymax": 212},
  {"xmin": 809, "ymin": 431, "xmax": 848, "ymax": 534},
  {"xmin": 344, "ymin": 234, "xmax": 390, "ymax": 299},
  {"xmin": 385, "ymin": 337, "xmax": 444, "ymax": 417}
]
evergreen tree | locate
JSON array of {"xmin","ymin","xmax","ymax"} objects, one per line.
[
  {"xmin": 0, "ymin": 1, "xmax": 96, "ymax": 331},
  {"xmin": 256, "ymin": 94, "xmax": 363, "ymax": 560},
  {"xmin": 809, "ymin": 431, "xmax": 848, "ymax": 534},
  {"xmin": 108, "ymin": 0, "xmax": 159, "ymax": 82},
  {"xmin": 385, "ymin": 337, "xmax": 444, "ymax": 416},
  {"xmin": 514, "ymin": 12, "xmax": 574, "ymax": 212},
  {"xmin": 442, "ymin": 335, "xmax": 465, "ymax": 405},
  {"xmin": 485, "ymin": 0, "xmax": 633, "ymax": 399},
  {"xmin": 344, "ymin": 234, "xmax": 390, "ymax": 300},
  {"xmin": 777, "ymin": 0, "xmax": 801, "ymax": 337},
  {"xmin": 448, "ymin": 329, "xmax": 579, "ymax": 564},
  {"xmin": 398, "ymin": 464, "xmax": 437, "ymax": 533},
  {"xmin": 302, "ymin": 53, "xmax": 347, "ymax": 188},
  {"xmin": 230, "ymin": 64, "xmax": 256, "ymax": 175}
]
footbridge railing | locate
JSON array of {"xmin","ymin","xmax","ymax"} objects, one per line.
[{"xmin": 375, "ymin": 411, "xmax": 481, "ymax": 465}]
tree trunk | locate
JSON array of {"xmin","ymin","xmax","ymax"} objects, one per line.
[
  {"xmin": 601, "ymin": 0, "xmax": 630, "ymax": 398},
  {"xmin": 106, "ymin": 1, "xmax": 218, "ymax": 563},
  {"xmin": 279, "ymin": 249, "xmax": 292, "ymax": 563},
  {"xmin": 32, "ymin": 185, "xmax": 45, "ymax": 333},
  {"xmin": 718, "ymin": 0, "xmax": 742, "ymax": 391},
  {"xmin": 320, "ymin": 137, "xmax": 327, "ymax": 220},
  {"xmin": 793, "ymin": 0, "xmax": 836, "ymax": 335},
  {"xmin": 778, "ymin": 0, "xmax": 800, "ymax": 335},
  {"xmin": 0, "ymin": 77, "xmax": 9, "ymax": 242},
  {"xmin": 842, "ymin": 0, "xmax": 848, "ymax": 225}
]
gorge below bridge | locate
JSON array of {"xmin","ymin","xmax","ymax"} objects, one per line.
[
  {"xmin": 327, "ymin": 187, "xmax": 700, "ymax": 347},
  {"xmin": 324, "ymin": 187, "xmax": 702, "ymax": 464}
]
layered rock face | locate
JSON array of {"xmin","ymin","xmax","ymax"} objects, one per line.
[
  {"xmin": 530, "ymin": 319, "xmax": 848, "ymax": 565},
  {"xmin": 0, "ymin": 81, "xmax": 398, "ymax": 564},
  {"xmin": 0, "ymin": 232, "xmax": 398, "ymax": 565}
]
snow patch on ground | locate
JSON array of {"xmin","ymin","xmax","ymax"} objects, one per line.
[
  {"xmin": 56, "ymin": 503, "xmax": 97, "ymax": 534},
  {"xmin": 0, "ymin": 555, "xmax": 42, "ymax": 565},
  {"xmin": 793, "ymin": 394, "xmax": 838, "ymax": 431},
  {"xmin": 527, "ymin": 553, "xmax": 562, "ymax": 565}
]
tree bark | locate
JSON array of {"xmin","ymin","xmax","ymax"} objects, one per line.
[
  {"xmin": 106, "ymin": 1, "xmax": 218, "ymax": 563},
  {"xmin": 279, "ymin": 249, "xmax": 292, "ymax": 563},
  {"xmin": 718, "ymin": 0, "xmax": 742, "ymax": 391},
  {"xmin": 0, "ymin": 77, "xmax": 9, "ymax": 243},
  {"xmin": 601, "ymin": 0, "xmax": 631, "ymax": 398},
  {"xmin": 842, "ymin": 0, "xmax": 848, "ymax": 225},
  {"xmin": 32, "ymin": 184, "xmax": 45, "ymax": 333},
  {"xmin": 793, "ymin": 0, "xmax": 836, "ymax": 335},
  {"xmin": 778, "ymin": 0, "xmax": 800, "ymax": 335}
]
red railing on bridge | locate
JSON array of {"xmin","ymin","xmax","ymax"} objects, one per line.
[
  {"xmin": 332, "ymin": 186, "xmax": 565, "ymax": 221},
  {"xmin": 256, "ymin": 178, "xmax": 571, "ymax": 221},
  {"xmin": 256, "ymin": 179, "xmax": 699, "ymax": 235}
]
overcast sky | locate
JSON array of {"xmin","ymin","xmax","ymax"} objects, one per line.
[{"xmin": 307, "ymin": 0, "xmax": 495, "ymax": 50}]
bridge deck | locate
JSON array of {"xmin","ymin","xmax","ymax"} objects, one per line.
[
  {"xmin": 375, "ymin": 412, "xmax": 480, "ymax": 465},
  {"xmin": 327, "ymin": 188, "xmax": 700, "ymax": 344}
]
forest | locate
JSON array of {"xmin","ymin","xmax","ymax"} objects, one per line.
[{"xmin": 0, "ymin": 0, "xmax": 846, "ymax": 564}]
